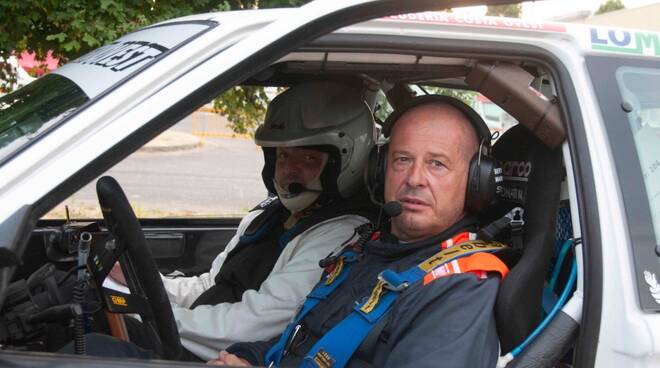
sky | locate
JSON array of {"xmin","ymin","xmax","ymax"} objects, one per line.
[{"xmin": 455, "ymin": 0, "xmax": 660, "ymax": 20}]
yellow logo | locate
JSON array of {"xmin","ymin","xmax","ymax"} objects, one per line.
[
  {"xmin": 313, "ymin": 349, "xmax": 335, "ymax": 368},
  {"xmin": 325, "ymin": 257, "xmax": 345, "ymax": 285},
  {"xmin": 110, "ymin": 295, "xmax": 128, "ymax": 307},
  {"xmin": 360, "ymin": 279, "xmax": 387, "ymax": 313},
  {"xmin": 419, "ymin": 241, "xmax": 506, "ymax": 273}
]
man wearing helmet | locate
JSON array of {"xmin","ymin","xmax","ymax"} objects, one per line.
[{"xmin": 76, "ymin": 81, "xmax": 377, "ymax": 361}]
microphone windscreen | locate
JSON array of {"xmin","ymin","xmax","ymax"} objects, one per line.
[
  {"xmin": 383, "ymin": 201, "xmax": 402, "ymax": 217},
  {"xmin": 288, "ymin": 183, "xmax": 305, "ymax": 195}
]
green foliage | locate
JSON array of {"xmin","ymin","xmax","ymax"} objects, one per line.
[
  {"xmin": 486, "ymin": 4, "xmax": 522, "ymax": 18},
  {"xmin": 417, "ymin": 85, "xmax": 476, "ymax": 106},
  {"xmin": 595, "ymin": 0, "xmax": 625, "ymax": 15},
  {"xmin": 0, "ymin": 0, "xmax": 226, "ymax": 88},
  {"xmin": 213, "ymin": 86, "xmax": 273, "ymax": 135},
  {"xmin": 374, "ymin": 91, "xmax": 393, "ymax": 124}
]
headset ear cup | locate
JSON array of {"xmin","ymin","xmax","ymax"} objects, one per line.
[
  {"xmin": 466, "ymin": 153, "xmax": 480, "ymax": 213},
  {"xmin": 465, "ymin": 153, "xmax": 500, "ymax": 214}
]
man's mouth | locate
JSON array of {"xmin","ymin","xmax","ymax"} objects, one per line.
[{"xmin": 398, "ymin": 196, "xmax": 430, "ymax": 210}]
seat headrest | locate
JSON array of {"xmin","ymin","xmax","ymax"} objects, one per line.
[{"xmin": 487, "ymin": 125, "xmax": 557, "ymax": 218}]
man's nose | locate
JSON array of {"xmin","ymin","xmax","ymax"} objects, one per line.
[
  {"xmin": 406, "ymin": 162, "xmax": 426, "ymax": 187},
  {"xmin": 282, "ymin": 160, "xmax": 303, "ymax": 177}
]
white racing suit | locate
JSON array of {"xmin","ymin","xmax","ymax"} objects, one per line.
[{"xmin": 159, "ymin": 209, "xmax": 368, "ymax": 360}]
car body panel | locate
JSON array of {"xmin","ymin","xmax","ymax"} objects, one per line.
[{"xmin": 0, "ymin": 0, "xmax": 659, "ymax": 366}]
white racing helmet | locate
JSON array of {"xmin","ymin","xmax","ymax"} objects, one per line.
[{"xmin": 256, "ymin": 81, "xmax": 376, "ymax": 199}]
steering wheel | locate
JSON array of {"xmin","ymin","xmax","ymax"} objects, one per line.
[{"xmin": 96, "ymin": 176, "xmax": 182, "ymax": 360}]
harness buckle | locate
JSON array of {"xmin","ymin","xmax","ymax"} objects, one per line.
[
  {"xmin": 377, "ymin": 270, "xmax": 409, "ymax": 292},
  {"xmin": 506, "ymin": 207, "xmax": 525, "ymax": 228}
]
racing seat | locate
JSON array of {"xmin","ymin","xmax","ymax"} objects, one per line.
[{"xmin": 487, "ymin": 125, "xmax": 563, "ymax": 354}]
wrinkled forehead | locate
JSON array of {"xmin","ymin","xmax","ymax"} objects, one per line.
[{"xmin": 394, "ymin": 107, "xmax": 476, "ymax": 143}]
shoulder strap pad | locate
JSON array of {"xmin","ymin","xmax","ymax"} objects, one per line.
[
  {"xmin": 250, "ymin": 195, "xmax": 279, "ymax": 212},
  {"xmin": 242, "ymin": 197, "xmax": 285, "ymax": 242}
]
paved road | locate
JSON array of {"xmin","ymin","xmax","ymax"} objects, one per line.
[{"xmin": 60, "ymin": 116, "xmax": 267, "ymax": 218}]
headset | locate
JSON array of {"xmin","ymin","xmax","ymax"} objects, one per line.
[{"xmin": 365, "ymin": 94, "xmax": 502, "ymax": 215}]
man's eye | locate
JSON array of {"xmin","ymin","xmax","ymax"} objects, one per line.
[
  {"xmin": 394, "ymin": 156, "xmax": 410, "ymax": 163},
  {"xmin": 430, "ymin": 160, "xmax": 444, "ymax": 168},
  {"xmin": 305, "ymin": 155, "xmax": 317, "ymax": 162}
]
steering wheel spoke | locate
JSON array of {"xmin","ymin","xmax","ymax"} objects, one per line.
[{"xmin": 96, "ymin": 176, "xmax": 183, "ymax": 360}]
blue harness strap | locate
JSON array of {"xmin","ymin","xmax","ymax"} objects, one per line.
[
  {"xmin": 266, "ymin": 250, "xmax": 360, "ymax": 367},
  {"xmin": 267, "ymin": 237, "xmax": 507, "ymax": 368},
  {"xmin": 300, "ymin": 240, "xmax": 507, "ymax": 368},
  {"xmin": 300, "ymin": 267, "xmax": 422, "ymax": 368}
]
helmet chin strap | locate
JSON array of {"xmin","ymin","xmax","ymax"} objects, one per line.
[{"xmin": 274, "ymin": 176, "xmax": 323, "ymax": 214}]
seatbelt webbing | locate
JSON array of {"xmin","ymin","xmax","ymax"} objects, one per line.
[
  {"xmin": 265, "ymin": 251, "xmax": 360, "ymax": 366},
  {"xmin": 301, "ymin": 239, "xmax": 508, "ymax": 368}
]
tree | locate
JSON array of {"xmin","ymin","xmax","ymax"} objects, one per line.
[
  {"xmin": 213, "ymin": 86, "xmax": 272, "ymax": 135},
  {"xmin": 486, "ymin": 4, "xmax": 522, "ymax": 18},
  {"xmin": 0, "ymin": 1, "xmax": 232, "ymax": 89},
  {"xmin": 0, "ymin": 0, "xmax": 311, "ymax": 132},
  {"xmin": 419, "ymin": 86, "xmax": 476, "ymax": 106},
  {"xmin": 595, "ymin": 0, "xmax": 625, "ymax": 15}
]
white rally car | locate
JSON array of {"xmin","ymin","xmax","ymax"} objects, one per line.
[{"xmin": 0, "ymin": 1, "xmax": 659, "ymax": 367}]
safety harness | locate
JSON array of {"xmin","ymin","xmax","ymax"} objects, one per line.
[
  {"xmin": 266, "ymin": 231, "xmax": 509, "ymax": 368},
  {"xmin": 191, "ymin": 195, "xmax": 376, "ymax": 308}
]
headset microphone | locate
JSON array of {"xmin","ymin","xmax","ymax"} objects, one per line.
[
  {"xmin": 288, "ymin": 183, "xmax": 323, "ymax": 195},
  {"xmin": 366, "ymin": 181, "xmax": 403, "ymax": 218},
  {"xmin": 382, "ymin": 201, "xmax": 402, "ymax": 217}
]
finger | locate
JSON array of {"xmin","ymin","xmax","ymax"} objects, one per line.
[{"xmin": 218, "ymin": 352, "xmax": 249, "ymax": 366}]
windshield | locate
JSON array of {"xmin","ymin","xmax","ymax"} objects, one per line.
[
  {"xmin": 0, "ymin": 74, "xmax": 89, "ymax": 162},
  {"xmin": 617, "ymin": 66, "xmax": 660, "ymax": 247}
]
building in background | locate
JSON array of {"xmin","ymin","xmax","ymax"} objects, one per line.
[{"xmin": 552, "ymin": 2, "xmax": 660, "ymax": 31}]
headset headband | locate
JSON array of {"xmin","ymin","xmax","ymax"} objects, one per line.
[{"xmin": 383, "ymin": 95, "xmax": 492, "ymax": 149}]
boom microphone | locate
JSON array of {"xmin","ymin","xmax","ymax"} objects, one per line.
[
  {"xmin": 365, "ymin": 183, "xmax": 402, "ymax": 218},
  {"xmin": 382, "ymin": 201, "xmax": 402, "ymax": 217}
]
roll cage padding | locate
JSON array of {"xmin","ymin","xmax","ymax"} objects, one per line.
[{"xmin": 466, "ymin": 62, "xmax": 565, "ymax": 149}]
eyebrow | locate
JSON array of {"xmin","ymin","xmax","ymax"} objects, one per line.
[{"xmin": 391, "ymin": 150, "xmax": 451, "ymax": 162}]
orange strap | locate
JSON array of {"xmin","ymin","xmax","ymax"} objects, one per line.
[
  {"xmin": 440, "ymin": 231, "xmax": 476, "ymax": 250},
  {"xmin": 423, "ymin": 252, "xmax": 509, "ymax": 285},
  {"xmin": 105, "ymin": 312, "xmax": 130, "ymax": 341}
]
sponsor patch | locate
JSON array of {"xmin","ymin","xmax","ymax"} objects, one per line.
[
  {"xmin": 313, "ymin": 348, "xmax": 336, "ymax": 368},
  {"xmin": 110, "ymin": 295, "xmax": 127, "ymax": 307}
]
